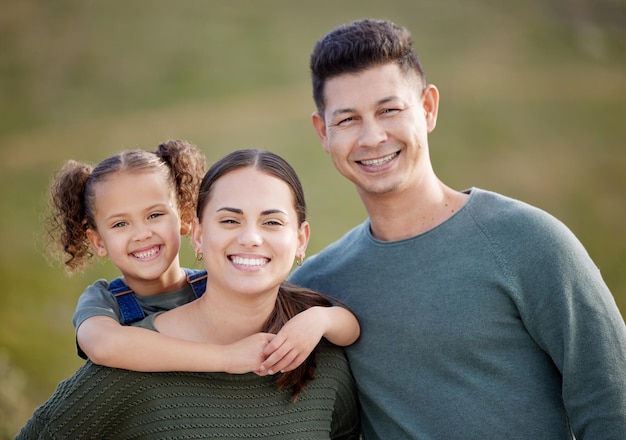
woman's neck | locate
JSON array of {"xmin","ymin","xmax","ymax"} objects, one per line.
[{"xmin": 154, "ymin": 287, "xmax": 278, "ymax": 345}]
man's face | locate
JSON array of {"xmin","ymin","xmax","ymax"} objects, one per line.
[{"xmin": 312, "ymin": 63, "xmax": 438, "ymax": 199}]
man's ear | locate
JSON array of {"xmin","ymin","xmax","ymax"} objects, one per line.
[
  {"xmin": 312, "ymin": 112, "xmax": 331, "ymax": 154},
  {"xmin": 86, "ymin": 228, "xmax": 108, "ymax": 257},
  {"xmin": 422, "ymin": 84, "xmax": 440, "ymax": 133}
]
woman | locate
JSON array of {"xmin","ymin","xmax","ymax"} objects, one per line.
[{"xmin": 17, "ymin": 149, "xmax": 360, "ymax": 439}]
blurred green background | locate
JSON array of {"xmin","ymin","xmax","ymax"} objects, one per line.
[{"xmin": 1, "ymin": 0, "xmax": 625, "ymax": 437}]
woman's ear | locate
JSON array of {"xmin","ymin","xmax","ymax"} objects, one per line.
[
  {"xmin": 86, "ymin": 228, "xmax": 108, "ymax": 258},
  {"xmin": 296, "ymin": 220, "xmax": 311, "ymax": 259},
  {"xmin": 190, "ymin": 217, "xmax": 203, "ymax": 253}
]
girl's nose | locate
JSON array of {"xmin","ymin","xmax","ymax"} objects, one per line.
[{"xmin": 132, "ymin": 223, "xmax": 153, "ymax": 241}]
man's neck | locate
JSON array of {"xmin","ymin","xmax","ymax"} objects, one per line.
[{"xmin": 363, "ymin": 180, "xmax": 469, "ymax": 242}]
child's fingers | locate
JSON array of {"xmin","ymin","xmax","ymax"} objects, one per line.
[
  {"xmin": 262, "ymin": 343, "xmax": 291, "ymax": 372},
  {"xmin": 265, "ymin": 349, "xmax": 299, "ymax": 375},
  {"xmin": 278, "ymin": 354, "xmax": 308, "ymax": 373},
  {"xmin": 262, "ymin": 333, "xmax": 286, "ymax": 357}
]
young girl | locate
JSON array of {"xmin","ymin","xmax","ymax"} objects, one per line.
[{"xmin": 46, "ymin": 139, "xmax": 359, "ymax": 374}]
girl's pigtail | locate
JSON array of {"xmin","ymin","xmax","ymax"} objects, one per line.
[
  {"xmin": 155, "ymin": 140, "xmax": 206, "ymax": 230},
  {"xmin": 46, "ymin": 160, "xmax": 94, "ymax": 273}
]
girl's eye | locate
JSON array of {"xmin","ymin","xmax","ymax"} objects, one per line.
[
  {"xmin": 112, "ymin": 221, "xmax": 127, "ymax": 229},
  {"xmin": 148, "ymin": 212, "xmax": 163, "ymax": 220}
]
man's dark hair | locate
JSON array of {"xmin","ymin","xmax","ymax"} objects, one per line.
[{"xmin": 310, "ymin": 19, "xmax": 426, "ymax": 114}]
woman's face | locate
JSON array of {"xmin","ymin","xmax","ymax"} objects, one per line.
[{"xmin": 192, "ymin": 167, "xmax": 309, "ymax": 300}]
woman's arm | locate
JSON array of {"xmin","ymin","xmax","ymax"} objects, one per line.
[
  {"xmin": 77, "ymin": 315, "xmax": 273, "ymax": 373},
  {"xmin": 260, "ymin": 306, "xmax": 360, "ymax": 374}
]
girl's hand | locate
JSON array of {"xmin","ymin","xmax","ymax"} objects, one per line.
[
  {"xmin": 224, "ymin": 332, "xmax": 276, "ymax": 375},
  {"xmin": 260, "ymin": 307, "xmax": 326, "ymax": 374}
]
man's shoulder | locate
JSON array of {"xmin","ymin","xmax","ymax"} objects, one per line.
[
  {"xmin": 307, "ymin": 222, "xmax": 367, "ymax": 262},
  {"xmin": 467, "ymin": 188, "xmax": 585, "ymax": 262},
  {"xmin": 290, "ymin": 222, "xmax": 367, "ymax": 284},
  {"xmin": 468, "ymin": 188, "xmax": 567, "ymax": 234}
]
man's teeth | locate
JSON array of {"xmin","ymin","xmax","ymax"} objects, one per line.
[
  {"xmin": 360, "ymin": 152, "xmax": 397, "ymax": 166},
  {"xmin": 231, "ymin": 256, "xmax": 267, "ymax": 266},
  {"xmin": 133, "ymin": 247, "xmax": 158, "ymax": 259}
]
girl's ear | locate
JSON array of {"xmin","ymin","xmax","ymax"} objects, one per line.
[
  {"xmin": 86, "ymin": 228, "xmax": 108, "ymax": 258},
  {"xmin": 180, "ymin": 221, "xmax": 191, "ymax": 236}
]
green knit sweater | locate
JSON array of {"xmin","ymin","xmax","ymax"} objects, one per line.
[{"xmin": 16, "ymin": 342, "xmax": 359, "ymax": 439}]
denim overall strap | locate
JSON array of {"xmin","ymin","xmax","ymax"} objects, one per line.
[
  {"xmin": 108, "ymin": 277, "xmax": 146, "ymax": 325},
  {"xmin": 185, "ymin": 268, "xmax": 207, "ymax": 298}
]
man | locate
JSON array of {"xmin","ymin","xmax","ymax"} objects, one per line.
[{"xmin": 289, "ymin": 18, "xmax": 626, "ymax": 439}]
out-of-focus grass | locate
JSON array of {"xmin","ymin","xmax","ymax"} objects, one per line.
[{"xmin": 1, "ymin": 0, "xmax": 625, "ymax": 436}]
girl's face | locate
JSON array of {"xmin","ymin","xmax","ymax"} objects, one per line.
[
  {"xmin": 86, "ymin": 171, "xmax": 184, "ymax": 294},
  {"xmin": 192, "ymin": 167, "xmax": 309, "ymax": 300}
]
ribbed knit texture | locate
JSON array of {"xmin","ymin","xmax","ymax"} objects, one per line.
[
  {"xmin": 16, "ymin": 343, "xmax": 359, "ymax": 439},
  {"xmin": 290, "ymin": 188, "xmax": 626, "ymax": 439}
]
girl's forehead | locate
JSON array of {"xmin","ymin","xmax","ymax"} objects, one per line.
[
  {"xmin": 95, "ymin": 171, "xmax": 174, "ymax": 200},
  {"xmin": 100, "ymin": 169, "xmax": 167, "ymax": 185}
]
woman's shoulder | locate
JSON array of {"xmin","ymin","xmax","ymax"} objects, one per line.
[{"xmin": 314, "ymin": 342, "xmax": 351, "ymax": 374}]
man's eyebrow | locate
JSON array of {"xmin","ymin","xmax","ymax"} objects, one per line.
[{"xmin": 330, "ymin": 96, "xmax": 399, "ymax": 118}]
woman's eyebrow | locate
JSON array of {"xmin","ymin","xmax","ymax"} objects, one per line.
[{"xmin": 216, "ymin": 207, "xmax": 288, "ymax": 216}]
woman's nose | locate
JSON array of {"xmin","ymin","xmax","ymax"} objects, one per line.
[{"xmin": 238, "ymin": 224, "xmax": 262, "ymax": 247}]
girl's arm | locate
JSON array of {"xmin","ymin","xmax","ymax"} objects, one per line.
[
  {"xmin": 260, "ymin": 306, "xmax": 360, "ymax": 374},
  {"xmin": 77, "ymin": 315, "xmax": 273, "ymax": 373}
]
